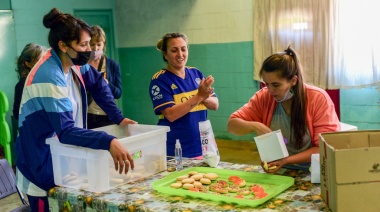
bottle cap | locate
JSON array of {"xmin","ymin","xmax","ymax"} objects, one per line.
[{"xmin": 175, "ymin": 139, "xmax": 181, "ymax": 148}]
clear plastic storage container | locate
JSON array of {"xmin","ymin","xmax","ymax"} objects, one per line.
[{"xmin": 46, "ymin": 124, "xmax": 170, "ymax": 192}]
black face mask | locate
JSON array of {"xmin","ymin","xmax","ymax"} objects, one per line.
[{"xmin": 67, "ymin": 47, "xmax": 93, "ymax": 66}]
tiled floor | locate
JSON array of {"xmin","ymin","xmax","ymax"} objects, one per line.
[
  {"xmin": 0, "ymin": 139, "xmax": 260, "ymax": 211},
  {"xmin": 0, "ymin": 193, "xmax": 29, "ymax": 211}
]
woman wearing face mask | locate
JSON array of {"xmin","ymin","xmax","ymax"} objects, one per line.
[
  {"xmin": 87, "ymin": 25, "xmax": 122, "ymax": 129},
  {"xmin": 15, "ymin": 8, "xmax": 137, "ymax": 211},
  {"xmin": 227, "ymin": 46, "xmax": 340, "ymax": 173}
]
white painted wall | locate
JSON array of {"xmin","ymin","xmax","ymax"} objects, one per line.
[{"xmin": 115, "ymin": 0, "xmax": 253, "ymax": 47}]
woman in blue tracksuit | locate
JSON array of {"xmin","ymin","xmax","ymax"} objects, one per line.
[{"xmin": 15, "ymin": 8, "xmax": 137, "ymax": 211}]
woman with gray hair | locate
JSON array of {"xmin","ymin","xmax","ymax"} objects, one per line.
[{"xmin": 13, "ymin": 43, "xmax": 46, "ymax": 120}]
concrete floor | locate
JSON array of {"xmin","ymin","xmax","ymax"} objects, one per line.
[{"xmin": 0, "ymin": 139, "xmax": 260, "ymax": 211}]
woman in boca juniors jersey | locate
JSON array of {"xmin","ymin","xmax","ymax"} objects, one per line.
[{"xmin": 149, "ymin": 32, "xmax": 219, "ymax": 158}]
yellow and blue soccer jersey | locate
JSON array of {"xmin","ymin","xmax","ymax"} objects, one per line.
[{"xmin": 149, "ymin": 67, "xmax": 216, "ymax": 158}]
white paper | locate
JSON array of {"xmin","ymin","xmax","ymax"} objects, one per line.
[{"xmin": 311, "ymin": 153, "xmax": 320, "ymax": 183}]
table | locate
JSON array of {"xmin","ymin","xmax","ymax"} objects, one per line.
[{"xmin": 48, "ymin": 159, "xmax": 330, "ymax": 211}]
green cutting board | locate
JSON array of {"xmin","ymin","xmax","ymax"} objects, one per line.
[{"xmin": 152, "ymin": 167, "xmax": 294, "ymax": 207}]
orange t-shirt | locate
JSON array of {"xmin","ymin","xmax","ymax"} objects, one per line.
[{"xmin": 229, "ymin": 84, "xmax": 341, "ymax": 146}]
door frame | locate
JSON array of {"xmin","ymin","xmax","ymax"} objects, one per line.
[
  {"xmin": 74, "ymin": 9, "xmax": 117, "ymax": 61},
  {"xmin": 74, "ymin": 9, "xmax": 123, "ymax": 110}
]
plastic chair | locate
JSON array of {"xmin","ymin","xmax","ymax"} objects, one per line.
[
  {"xmin": 0, "ymin": 91, "xmax": 12, "ymax": 165},
  {"xmin": 0, "ymin": 159, "xmax": 30, "ymax": 211}
]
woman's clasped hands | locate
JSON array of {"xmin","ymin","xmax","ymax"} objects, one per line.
[{"xmin": 198, "ymin": 75, "xmax": 215, "ymax": 99}]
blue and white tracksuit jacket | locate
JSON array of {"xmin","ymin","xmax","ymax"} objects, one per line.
[{"xmin": 16, "ymin": 49, "xmax": 124, "ymax": 191}]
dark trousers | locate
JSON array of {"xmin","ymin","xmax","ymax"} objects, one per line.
[
  {"xmin": 27, "ymin": 195, "xmax": 49, "ymax": 212},
  {"xmin": 87, "ymin": 113, "xmax": 114, "ymax": 129}
]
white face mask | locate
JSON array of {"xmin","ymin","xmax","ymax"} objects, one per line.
[
  {"xmin": 275, "ymin": 89, "xmax": 294, "ymax": 103},
  {"xmin": 91, "ymin": 49, "xmax": 103, "ymax": 60}
]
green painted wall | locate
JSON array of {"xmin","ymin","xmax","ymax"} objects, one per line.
[
  {"xmin": 340, "ymin": 87, "xmax": 380, "ymax": 130},
  {"xmin": 0, "ymin": 0, "xmax": 11, "ymax": 9},
  {"xmin": 119, "ymin": 41, "xmax": 259, "ymax": 140}
]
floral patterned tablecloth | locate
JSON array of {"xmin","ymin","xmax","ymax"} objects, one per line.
[{"xmin": 48, "ymin": 159, "xmax": 330, "ymax": 212}]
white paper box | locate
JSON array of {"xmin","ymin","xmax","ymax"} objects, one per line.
[
  {"xmin": 46, "ymin": 124, "xmax": 170, "ymax": 192},
  {"xmin": 254, "ymin": 129, "xmax": 289, "ymax": 162},
  {"xmin": 340, "ymin": 122, "xmax": 358, "ymax": 131},
  {"xmin": 310, "ymin": 153, "xmax": 320, "ymax": 183}
]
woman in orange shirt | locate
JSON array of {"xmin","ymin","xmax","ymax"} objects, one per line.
[{"xmin": 227, "ymin": 46, "xmax": 340, "ymax": 172}]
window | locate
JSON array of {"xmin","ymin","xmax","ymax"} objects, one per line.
[
  {"xmin": 254, "ymin": 0, "xmax": 380, "ymax": 89},
  {"xmin": 328, "ymin": 0, "xmax": 380, "ymax": 88}
]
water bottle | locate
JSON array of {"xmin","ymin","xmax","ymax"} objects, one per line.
[{"xmin": 175, "ymin": 139, "xmax": 183, "ymax": 171}]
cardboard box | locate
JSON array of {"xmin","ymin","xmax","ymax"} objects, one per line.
[
  {"xmin": 311, "ymin": 122, "xmax": 358, "ymax": 184},
  {"xmin": 319, "ymin": 130, "xmax": 380, "ymax": 212},
  {"xmin": 254, "ymin": 129, "xmax": 289, "ymax": 162},
  {"xmin": 46, "ymin": 124, "xmax": 170, "ymax": 192}
]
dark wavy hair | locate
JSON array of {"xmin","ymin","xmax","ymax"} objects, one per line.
[
  {"xmin": 259, "ymin": 46, "xmax": 307, "ymax": 149},
  {"xmin": 43, "ymin": 8, "xmax": 92, "ymax": 53}
]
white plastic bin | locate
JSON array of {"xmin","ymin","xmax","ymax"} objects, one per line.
[{"xmin": 46, "ymin": 124, "xmax": 170, "ymax": 192}]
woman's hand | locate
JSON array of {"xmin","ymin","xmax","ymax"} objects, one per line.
[
  {"xmin": 197, "ymin": 75, "xmax": 215, "ymax": 100},
  {"xmin": 261, "ymin": 158, "xmax": 287, "ymax": 173},
  {"xmin": 109, "ymin": 138, "xmax": 135, "ymax": 174},
  {"xmin": 160, "ymin": 75, "xmax": 217, "ymax": 122},
  {"xmin": 119, "ymin": 118, "xmax": 138, "ymax": 125},
  {"xmin": 254, "ymin": 123, "xmax": 272, "ymax": 136}
]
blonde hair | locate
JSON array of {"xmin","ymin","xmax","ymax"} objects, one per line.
[{"xmin": 91, "ymin": 25, "xmax": 107, "ymax": 53}]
